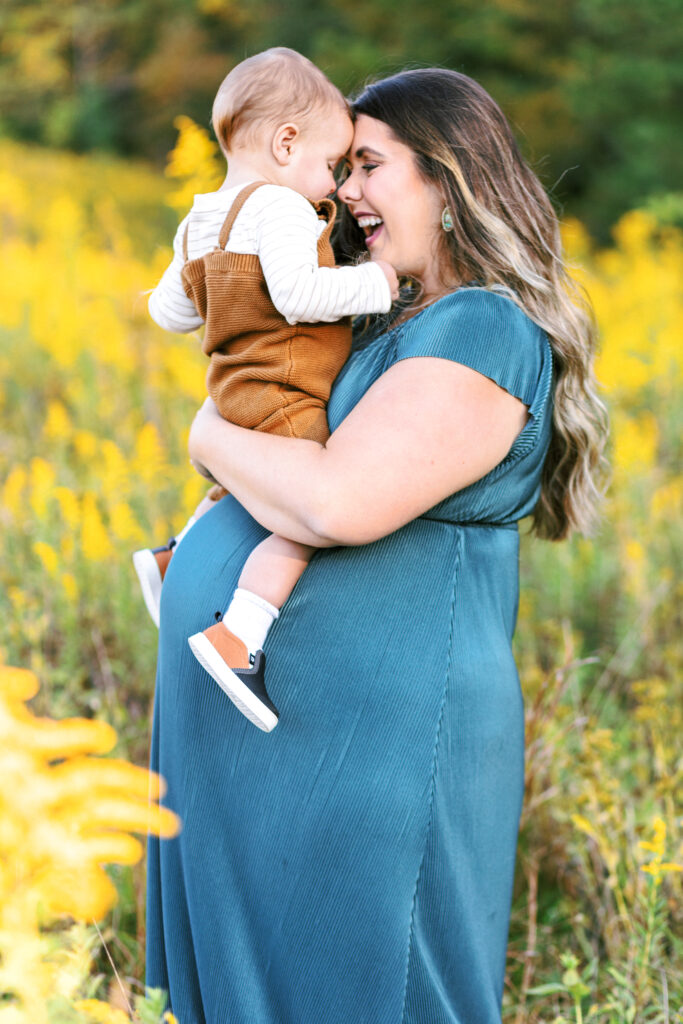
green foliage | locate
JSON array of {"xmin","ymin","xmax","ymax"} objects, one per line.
[
  {"xmin": 134, "ymin": 989, "xmax": 170, "ymax": 1024},
  {"xmin": 47, "ymin": 997, "xmax": 91, "ymax": 1024},
  {"xmin": 0, "ymin": 0, "xmax": 680, "ymax": 236}
]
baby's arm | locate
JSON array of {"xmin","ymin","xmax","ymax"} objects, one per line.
[
  {"xmin": 148, "ymin": 214, "xmax": 205, "ymax": 333},
  {"xmin": 254, "ymin": 186, "xmax": 396, "ymax": 325}
]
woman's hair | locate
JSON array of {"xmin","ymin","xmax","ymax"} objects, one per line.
[
  {"xmin": 340, "ymin": 68, "xmax": 607, "ymax": 540},
  {"xmin": 212, "ymin": 48, "xmax": 348, "ymax": 153}
]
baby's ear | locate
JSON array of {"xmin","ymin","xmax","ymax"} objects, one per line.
[{"xmin": 272, "ymin": 122, "xmax": 300, "ymax": 164}]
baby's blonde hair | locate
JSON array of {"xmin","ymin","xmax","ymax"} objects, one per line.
[{"xmin": 212, "ymin": 48, "xmax": 348, "ymax": 154}]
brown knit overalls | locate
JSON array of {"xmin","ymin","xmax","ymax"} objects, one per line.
[{"xmin": 182, "ymin": 181, "xmax": 351, "ymax": 498}]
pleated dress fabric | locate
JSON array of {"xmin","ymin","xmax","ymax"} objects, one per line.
[{"xmin": 146, "ymin": 288, "xmax": 554, "ymax": 1024}]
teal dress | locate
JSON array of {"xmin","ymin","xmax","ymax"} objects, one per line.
[{"xmin": 146, "ymin": 288, "xmax": 554, "ymax": 1024}]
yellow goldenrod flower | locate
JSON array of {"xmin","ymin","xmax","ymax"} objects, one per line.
[
  {"xmin": 100, "ymin": 440, "xmax": 132, "ymax": 502},
  {"xmin": 28, "ymin": 456, "xmax": 56, "ymax": 521},
  {"xmin": 165, "ymin": 115, "xmax": 222, "ymax": 215},
  {"xmin": 2, "ymin": 466, "xmax": 28, "ymax": 519},
  {"xmin": 54, "ymin": 486, "xmax": 81, "ymax": 531},
  {"xmin": 43, "ymin": 400, "xmax": 72, "ymax": 441},
  {"xmin": 75, "ymin": 999, "xmax": 133, "ymax": 1024},
  {"xmin": 61, "ymin": 572, "xmax": 78, "ymax": 601},
  {"xmin": 74, "ymin": 429, "xmax": 99, "ymax": 462},
  {"xmin": 612, "ymin": 413, "xmax": 659, "ymax": 476},
  {"xmin": 32, "ymin": 540, "xmax": 59, "ymax": 577},
  {"xmin": 0, "ymin": 664, "xmax": 180, "ymax": 1018},
  {"xmin": 81, "ymin": 493, "xmax": 114, "ymax": 562},
  {"xmin": 639, "ymin": 816, "xmax": 683, "ymax": 885},
  {"xmin": 571, "ymin": 814, "xmax": 599, "ymax": 840},
  {"xmin": 611, "ymin": 209, "xmax": 659, "ymax": 252},
  {"xmin": 110, "ymin": 500, "xmax": 144, "ymax": 545},
  {"xmin": 132, "ymin": 421, "xmax": 166, "ymax": 487}
]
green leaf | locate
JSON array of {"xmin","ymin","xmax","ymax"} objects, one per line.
[
  {"xmin": 47, "ymin": 996, "xmax": 89, "ymax": 1024},
  {"xmin": 605, "ymin": 966, "xmax": 630, "ymax": 987},
  {"xmin": 562, "ymin": 967, "xmax": 581, "ymax": 986},
  {"xmin": 528, "ymin": 982, "xmax": 569, "ymax": 995},
  {"xmin": 135, "ymin": 987, "xmax": 169, "ymax": 1024}
]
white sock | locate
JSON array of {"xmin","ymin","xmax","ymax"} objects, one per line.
[
  {"xmin": 222, "ymin": 587, "xmax": 279, "ymax": 656},
  {"xmin": 173, "ymin": 515, "xmax": 196, "ymax": 550}
]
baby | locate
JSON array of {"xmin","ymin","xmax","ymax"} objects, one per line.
[{"xmin": 135, "ymin": 48, "xmax": 398, "ymax": 732}]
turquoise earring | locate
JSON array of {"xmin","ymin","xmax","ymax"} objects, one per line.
[{"xmin": 441, "ymin": 206, "xmax": 454, "ymax": 232}]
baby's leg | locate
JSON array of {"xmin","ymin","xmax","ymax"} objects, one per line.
[
  {"xmin": 188, "ymin": 535, "xmax": 315, "ymax": 732},
  {"xmin": 239, "ymin": 534, "xmax": 314, "ymax": 610},
  {"xmin": 217, "ymin": 535, "xmax": 313, "ymax": 658}
]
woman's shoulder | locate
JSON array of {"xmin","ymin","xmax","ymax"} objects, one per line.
[
  {"xmin": 421, "ymin": 286, "xmax": 545, "ymax": 344},
  {"xmin": 395, "ymin": 286, "xmax": 552, "ymax": 406}
]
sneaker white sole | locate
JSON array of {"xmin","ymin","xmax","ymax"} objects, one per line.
[
  {"xmin": 188, "ymin": 631, "xmax": 278, "ymax": 733},
  {"xmin": 132, "ymin": 549, "xmax": 162, "ymax": 628}
]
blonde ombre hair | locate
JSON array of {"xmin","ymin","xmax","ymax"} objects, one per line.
[
  {"xmin": 212, "ymin": 48, "xmax": 349, "ymax": 154},
  {"xmin": 343, "ymin": 68, "xmax": 608, "ymax": 540}
]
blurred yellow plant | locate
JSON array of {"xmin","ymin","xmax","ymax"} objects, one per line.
[
  {"xmin": 164, "ymin": 115, "xmax": 223, "ymax": 216},
  {"xmin": 0, "ymin": 664, "xmax": 180, "ymax": 1022},
  {"xmin": 638, "ymin": 816, "xmax": 683, "ymax": 885}
]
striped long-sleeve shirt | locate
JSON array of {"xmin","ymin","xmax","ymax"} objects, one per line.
[{"xmin": 148, "ymin": 183, "xmax": 391, "ymax": 332}]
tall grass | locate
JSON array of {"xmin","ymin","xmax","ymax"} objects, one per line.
[{"xmin": 0, "ymin": 125, "xmax": 680, "ymax": 1020}]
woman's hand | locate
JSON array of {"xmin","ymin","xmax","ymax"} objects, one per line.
[
  {"xmin": 189, "ymin": 398, "xmax": 221, "ymax": 469},
  {"xmin": 189, "ymin": 399, "xmax": 224, "ymax": 481},
  {"xmin": 185, "ymin": 357, "xmax": 528, "ymax": 549}
]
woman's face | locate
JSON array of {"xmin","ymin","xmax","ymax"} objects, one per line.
[{"xmin": 337, "ymin": 114, "xmax": 450, "ymax": 297}]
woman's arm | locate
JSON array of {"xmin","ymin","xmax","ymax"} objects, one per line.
[{"xmin": 189, "ymin": 356, "xmax": 529, "ymax": 547}]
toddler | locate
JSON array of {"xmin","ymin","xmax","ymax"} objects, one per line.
[{"xmin": 134, "ymin": 48, "xmax": 398, "ymax": 732}]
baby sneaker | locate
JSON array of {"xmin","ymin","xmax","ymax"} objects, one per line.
[
  {"xmin": 188, "ymin": 622, "xmax": 279, "ymax": 732},
  {"xmin": 132, "ymin": 539, "xmax": 176, "ymax": 628}
]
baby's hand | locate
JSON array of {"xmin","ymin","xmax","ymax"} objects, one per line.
[{"xmin": 374, "ymin": 259, "xmax": 400, "ymax": 301}]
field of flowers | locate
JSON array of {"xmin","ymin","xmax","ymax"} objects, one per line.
[{"xmin": 0, "ymin": 123, "xmax": 680, "ymax": 1022}]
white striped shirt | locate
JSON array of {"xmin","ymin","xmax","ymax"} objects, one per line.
[{"xmin": 148, "ymin": 183, "xmax": 391, "ymax": 332}]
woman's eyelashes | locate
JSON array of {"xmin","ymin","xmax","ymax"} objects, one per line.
[{"xmin": 338, "ymin": 160, "xmax": 379, "ymax": 183}]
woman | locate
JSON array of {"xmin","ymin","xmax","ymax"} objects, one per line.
[{"xmin": 146, "ymin": 69, "xmax": 606, "ymax": 1023}]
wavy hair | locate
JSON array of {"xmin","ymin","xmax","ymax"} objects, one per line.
[{"xmin": 338, "ymin": 69, "xmax": 608, "ymax": 540}]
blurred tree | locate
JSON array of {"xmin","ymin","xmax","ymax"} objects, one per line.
[
  {"xmin": 0, "ymin": 0, "xmax": 679, "ymax": 236},
  {"xmin": 562, "ymin": 0, "xmax": 683, "ymax": 229},
  {"xmin": 300, "ymin": 0, "xmax": 682, "ymax": 235},
  {"xmin": 0, "ymin": 0, "xmax": 140, "ymax": 150}
]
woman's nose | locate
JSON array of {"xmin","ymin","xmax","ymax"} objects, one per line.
[{"xmin": 337, "ymin": 172, "xmax": 360, "ymax": 204}]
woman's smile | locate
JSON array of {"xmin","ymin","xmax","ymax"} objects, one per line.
[
  {"xmin": 356, "ymin": 214, "xmax": 384, "ymax": 246},
  {"xmin": 359, "ymin": 218, "xmax": 384, "ymax": 247}
]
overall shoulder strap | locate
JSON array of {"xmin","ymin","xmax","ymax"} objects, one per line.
[
  {"xmin": 217, "ymin": 181, "xmax": 270, "ymax": 249},
  {"xmin": 313, "ymin": 197, "xmax": 337, "ymax": 243}
]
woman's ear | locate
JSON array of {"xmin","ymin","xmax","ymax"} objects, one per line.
[{"xmin": 272, "ymin": 123, "xmax": 300, "ymax": 166}]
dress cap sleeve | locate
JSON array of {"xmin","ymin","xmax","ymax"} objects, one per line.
[{"xmin": 393, "ymin": 287, "xmax": 549, "ymax": 407}]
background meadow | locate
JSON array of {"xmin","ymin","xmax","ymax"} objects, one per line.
[{"xmin": 0, "ymin": 0, "xmax": 682, "ymax": 1018}]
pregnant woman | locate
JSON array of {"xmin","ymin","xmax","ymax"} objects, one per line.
[{"xmin": 146, "ymin": 68, "xmax": 606, "ymax": 1023}]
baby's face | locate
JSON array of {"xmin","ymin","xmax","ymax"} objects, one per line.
[{"xmin": 287, "ymin": 109, "xmax": 354, "ymax": 201}]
